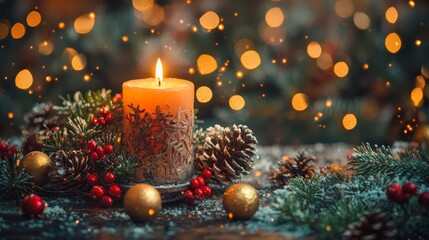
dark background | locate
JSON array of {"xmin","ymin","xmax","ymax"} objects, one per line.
[{"xmin": 1, "ymin": 0, "xmax": 429, "ymax": 145}]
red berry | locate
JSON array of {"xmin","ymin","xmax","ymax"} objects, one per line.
[
  {"xmin": 86, "ymin": 174, "xmax": 98, "ymax": 186},
  {"xmin": 91, "ymin": 151, "xmax": 99, "ymax": 161},
  {"xmin": 51, "ymin": 127, "xmax": 60, "ymax": 132},
  {"xmin": 87, "ymin": 140, "xmax": 97, "ymax": 151},
  {"xmin": 201, "ymin": 185, "xmax": 212, "ymax": 197},
  {"xmin": 104, "ymin": 172, "xmax": 115, "ymax": 184},
  {"xmin": 0, "ymin": 141, "xmax": 7, "ymax": 152},
  {"xmin": 100, "ymin": 195, "xmax": 113, "ymax": 207},
  {"xmin": 91, "ymin": 117, "xmax": 99, "ymax": 125},
  {"xmin": 90, "ymin": 186, "xmax": 105, "ymax": 200},
  {"xmin": 108, "ymin": 184, "xmax": 122, "ymax": 199},
  {"xmin": 394, "ymin": 191, "xmax": 409, "ymax": 204},
  {"xmin": 8, "ymin": 145, "xmax": 17, "ymax": 153},
  {"xmin": 99, "ymin": 106, "xmax": 107, "ymax": 116},
  {"xmin": 194, "ymin": 188, "xmax": 205, "ymax": 200},
  {"xmin": 6, "ymin": 150, "xmax": 14, "ymax": 160},
  {"xmin": 196, "ymin": 176, "xmax": 205, "ymax": 187},
  {"xmin": 96, "ymin": 146, "xmax": 105, "ymax": 156},
  {"xmin": 104, "ymin": 144, "xmax": 114, "ymax": 154},
  {"xmin": 99, "ymin": 117, "xmax": 106, "ymax": 126},
  {"xmin": 190, "ymin": 178, "xmax": 199, "ymax": 189},
  {"xmin": 183, "ymin": 190, "xmax": 194, "ymax": 204},
  {"xmin": 105, "ymin": 114, "xmax": 114, "ymax": 124},
  {"xmin": 202, "ymin": 169, "xmax": 212, "ymax": 179},
  {"xmin": 419, "ymin": 191, "xmax": 429, "ymax": 207},
  {"xmin": 386, "ymin": 183, "xmax": 401, "ymax": 201},
  {"xmin": 21, "ymin": 194, "xmax": 45, "ymax": 217},
  {"xmin": 402, "ymin": 182, "xmax": 418, "ymax": 196}
]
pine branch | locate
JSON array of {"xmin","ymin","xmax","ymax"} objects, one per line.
[
  {"xmin": 288, "ymin": 176, "xmax": 324, "ymax": 210},
  {"xmin": 0, "ymin": 153, "xmax": 34, "ymax": 201},
  {"xmin": 349, "ymin": 143, "xmax": 429, "ymax": 180}
]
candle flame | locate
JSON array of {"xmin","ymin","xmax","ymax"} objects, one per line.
[{"xmin": 156, "ymin": 58, "xmax": 163, "ymax": 86}]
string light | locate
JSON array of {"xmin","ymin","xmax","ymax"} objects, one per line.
[{"xmin": 291, "ymin": 93, "xmax": 309, "ymax": 111}]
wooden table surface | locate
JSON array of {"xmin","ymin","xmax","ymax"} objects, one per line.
[{"xmin": 0, "ymin": 144, "xmax": 351, "ymax": 240}]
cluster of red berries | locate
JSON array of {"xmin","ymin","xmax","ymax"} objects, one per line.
[
  {"xmin": 87, "ymin": 172, "xmax": 122, "ymax": 207},
  {"xmin": 91, "ymin": 106, "xmax": 115, "ymax": 127},
  {"xmin": 87, "ymin": 140, "xmax": 114, "ymax": 161},
  {"xmin": 386, "ymin": 182, "xmax": 429, "ymax": 206},
  {"xmin": 21, "ymin": 194, "xmax": 45, "ymax": 217},
  {"xmin": 0, "ymin": 140, "xmax": 17, "ymax": 160},
  {"xmin": 183, "ymin": 170, "xmax": 213, "ymax": 204}
]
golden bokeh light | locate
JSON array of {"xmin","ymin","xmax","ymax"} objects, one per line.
[
  {"xmin": 415, "ymin": 40, "xmax": 421, "ymax": 46},
  {"xmin": 74, "ymin": 12, "xmax": 95, "ymax": 34},
  {"xmin": 139, "ymin": 4, "xmax": 164, "ymax": 26},
  {"xmin": 334, "ymin": 61, "xmax": 349, "ymax": 78},
  {"xmin": 409, "ymin": 0, "xmax": 415, "ymax": 7},
  {"xmin": 7, "ymin": 112, "xmax": 14, "ymax": 119},
  {"xmin": 71, "ymin": 54, "xmax": 87, "ymax": 71},
  {"xmin": 416, "ymin": 75, "xmax": 425, "ymax": 89},
  {"xmin": 240, "ymin": 50, "xmax": 261, "ymax": 70},
  {"xmin": 353, "ymin": 12, "xmax": 370, "ymax": 30},
  {"xmin": 197, "ymin": 54, "xmax": 217, "ymax": 75},
  {"xmin": 122, "ymin": 36, "xmax": 129, "ymax": 42},
  {"xmin": 385, "ymin": 7, "xmax": 398, "ymax": 24},
  {"xmin": 229, "ymin": 95, "xmax": 246, "ymax": 110},
  {"xmin": 236, "ymin": 71, "xmax": 243, "ymax": 78},
  {"xmin": 326, "ymin": 100, "xmax": 332, "ymax": 108},
  {"xmin": 11, "ymin": 23, "xmax": 26, "ymax": 39},
  {"xmin": 342, "ymin": 113, "xmax": 357, "ymax": 130},
  {"xmin": 307, "ymin": 41, "xmax": 322, "ymax": 59},
  {"xmin": 385, "ymin": 32, "xmax": 402, "ymax": 53},
  {"xmin": 58, "ymin": 22, "xmax": 65, "ymax": 29},
  {"xmin": 15, "ymin": 69, "xmax": 33, "ymax": 90},
  {"xmin": 26, "ymin": 11, "xmax": 42, "ymax": 27},
  {"xmin": 0, "ymin": 22, "xmax": 8, "ymax": 40},
  {"xmin": 265, "ymin": 7, "xmax": 284, "ymax": 28},
  {"xmin": 199, "ymin": 11, "xmax": 220, "ymax": 30},
  {"xmin": 196, "ymin": 86, "xmax": 213, "ymax": 103},
  {"xmin": 63, "ymin": 48, "xmax": 78, "ymax": 62},
  {"xmin": 132, "ymin": 0, "xmax": 154, "ymax": 11},
  {"xmin": 411, "ymin": 87, "xmax": 423, "ymax": 107},
  {"xmin": 362, "ymin": 63, "xmax": 369, "ymax": 70},
  {"xmin": 291, "ymin": 93, "xmax": 309, "ymax": 111},
  {"xmin": 335, "ymin": 0, "xmax": 354, "ymax": 18},
  {"xmin": 83, "ymin": 74, "xmax": 91, "ymax": 82},
  {"xmin": 317, "ymin": 52, "xmax": 333, "ymax": 70},
  {"xmin": 38, "ymin": 40, "xmax": 54, "ymax": 55}
]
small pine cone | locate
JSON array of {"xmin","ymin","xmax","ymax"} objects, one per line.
[
  {"xmin": 48, "ymin": 150, "xmax": 94, "ymax": 192},
  {"xmin": 21, "ymin": 102, "xmax": 58, "ymax": 137},
  {"xmin": 195, "ymin": 124, "xmax": 258, "ymax": 185},
  {"xmin": 269, "ymin": 152, "xmax": 316, "ymax": 186},
  {"xmin": 343, "ymin": 210, "xmax": 397, "ymax": 240}
]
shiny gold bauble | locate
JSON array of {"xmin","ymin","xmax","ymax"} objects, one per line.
[
  {"xmin": 222, "ymin": 183, "xmax": 259, "ymax": 220},
  {"xmin": 124, "ymin": 184, "xmax": 162, "ymax": 222},
  {"xmin": 20, "ymin": 151, "xmax": 52, "ymax": 186},
  {"xmin": 413, "ymin": 125, "xmax": 429, "ymax": 147}
]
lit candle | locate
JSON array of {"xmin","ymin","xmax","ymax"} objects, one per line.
[{"xmin": 123, "ymin": 59, "xmax": 194, "ymax": 186}]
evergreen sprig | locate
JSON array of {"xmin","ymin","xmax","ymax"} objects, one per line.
[
  {"xmin": 0, "ymin": 153, "xmax": 34, "ymax": 201},
  {"xmin": 349, "ymin": 143, "xmax": 429, "ymax": 180}
]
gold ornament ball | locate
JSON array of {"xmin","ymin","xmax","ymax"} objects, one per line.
[
  {"xmin": 222, "ymin": 183, "xmax": 259, "ymax": 220},
  {"xmin": 413, "ymin": 125, "xmax": 429, "ymax": 146},
  {"xmin": 124, "ymin": 184, "xmax": 162, "ymax": 222},
  {"xmin": 20, "ymin": 151, "xmax": 52, "ymax": 186}
]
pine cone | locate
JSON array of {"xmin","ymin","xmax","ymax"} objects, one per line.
[
  {"xmin": 343, "ymin": 210, "xmax": 397, "ymax": 240},
  {"xmin": 48, "ymin": 150, "xmax": 94, "ymax": 192},
  {"xmin": 21, "ymin": 102, "xmax": 58, "ymax": 137},
  {"xmin": 269, "ymin": 152, "xmax": 316, "ymax": 186},
  {"xmin": 195, "ymin": 124, "xmax": 258, "ymax": 185}
]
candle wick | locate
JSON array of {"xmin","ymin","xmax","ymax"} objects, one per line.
[{"xmin": 157, "ymin": 77, "xmax": 161, "ymax": 87}]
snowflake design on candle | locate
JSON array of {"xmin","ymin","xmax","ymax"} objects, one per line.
[{"xmin": 125, "ymin": 104, "xmax": 194, "ymax": 185}]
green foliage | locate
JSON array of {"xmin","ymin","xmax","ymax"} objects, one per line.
[
  {"xmin": 0, "ymin": 153, "xmax": 33, "ymax": 201},
  {"xmin": 349, "ymin": 143, "xmax": 429, "ymax": 180},
  {"xmin": 275, "ymin": 144, "xmax": 429, "ymax": 239}
]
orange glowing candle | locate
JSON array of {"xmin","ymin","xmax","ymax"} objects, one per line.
[{"xmin": 123, "ymin": 59, "xmax": 194, "ymax": 186}]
